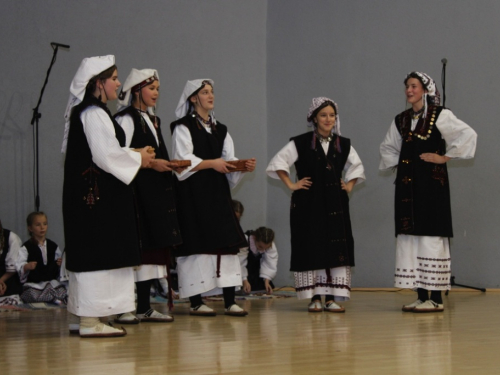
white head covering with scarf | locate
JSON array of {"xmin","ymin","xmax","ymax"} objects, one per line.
[
  {"xmin": 117, "ymin": 68, "xmax": 159, "ymax": 113},
  {"xmin": 175, "ymin": 79, "xmax": 215, "ymax": 122},
  {"xmin": 405, "ymin": 71, "xmax": 441, "ymax": 119},
  {"xmin": 61, "ymin": 55, "xmax": 115, "ymax": 153},
  {"xmin": 306, "ymin": 97, "xmax": 341, "ymax": 136}
]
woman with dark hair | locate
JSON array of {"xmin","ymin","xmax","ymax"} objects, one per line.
[
  {"xmin": 170, "ymin": 79, "xmax": 256, "ymax": 316},
  {"xmin": 114, "ymin": 68, "xmax": 182, "ymax": 323},
  {"xmin": 267, "ymin": 97, "xmax": 365, "ymax": 312},
  {"xmin": 380, "ymin": 71, "xmax": 476, "ymax": 313},
  {"xmin": 62, "ymin": 56, "xmax": 155, "ymax": 337}
]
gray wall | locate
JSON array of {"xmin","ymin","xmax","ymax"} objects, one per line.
[
  {"xmin": 0, "ymin": 0, "xmax": 268, "ymax": 247},
  {"xmin": 267, "ymin": 0, "xmax": 500, "ymax": 288},
  {"xmin": 1, "ymin": 1, "xmax": 498, "ymax": 288}
]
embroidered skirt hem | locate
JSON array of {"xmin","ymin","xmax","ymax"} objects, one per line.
[
  {"xmin": 394, "ymin": 235, "xmax": 451, "ymax": 291},
  {"xmin": 294, "ymin": 266, "xmax": 351, "ymax": 301}
]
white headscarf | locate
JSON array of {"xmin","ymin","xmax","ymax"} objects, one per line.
[
  {"xmin": 61, "ymin": 55, "xmax": 115, "ymax": 153},
  {"xmin": 117, "ymin": 68, "xmax": 159, "ymax": 113},
  {"xmin": 306, "ymin": 97, "xmax": 341, "ymax": 136},
  {"xmin": 175, "ymin": 79, "xmax": 215, "ymax": 120},
  {"xmin": 405, "ymin": 71, "xmax": 441, "ymax": 119}
]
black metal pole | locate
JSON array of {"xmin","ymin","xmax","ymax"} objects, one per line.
[
  {"xmin": 441, "ymin": 58, "xmax": 485, "ymax": 295},
  {"xmin": 30, "ymin": 43, "xmax": 69, "ymax": 211},
  {"xmin": 441, "ymin": 58, "xmax": 447, "ymax": 107},
  {"xmin": 445, "ymin": 276, "xmax": 486, "ymax": 295}
]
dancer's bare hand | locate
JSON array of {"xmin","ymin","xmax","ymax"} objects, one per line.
[
  {"xmin": 139, "ymin": 146, "xmax": 156, "ymax": 168},
  {"xmin": 24, "ymin": 261, "xmax": 37, "ymax": 271},
  {"xmin": 264, "ymin": 279, "xmax": 273, "ymax": 294},
  {"xmin": 243, "ymin": 280, "xmax": 251, "ymax": 294},
  {"xmin": 290, "ymin": 177, "xmax": 312, "ymax": 191},
  {"xmin": 212, "ymin": 158, "xmax": 236, "ymax": 173},
  {"xmin": 151, "ymin": 159, "xmax": 173, "ymax": 172},
  {"xmin": 244, "ymin": 158, "xmax": 256, "ymax": 172},
  {"xmin": 420, "ymin": 153, "xmax": 450, "ymax": 164}
]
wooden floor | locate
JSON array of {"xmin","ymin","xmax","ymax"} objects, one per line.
[{"xmin": 2, "ymin": 290, "xmax": 500, "ymax": 374}]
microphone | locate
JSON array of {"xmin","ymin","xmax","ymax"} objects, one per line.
[
  {"xmin": 441, "ymin": 58, "xmax": 448, "ymax": 65},
  {"xmin": 51, "ymin": 42, "xmax": 70, "ymax": 49}
]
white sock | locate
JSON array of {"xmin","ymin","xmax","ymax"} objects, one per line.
[{"xmin": 80, "ymin": 317, "xmax": 100, "ymax": 328}]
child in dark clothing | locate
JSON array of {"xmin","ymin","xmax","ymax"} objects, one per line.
[{"xmin": 17, "ymin": 212, "xmax": 66, "ymax": 304}]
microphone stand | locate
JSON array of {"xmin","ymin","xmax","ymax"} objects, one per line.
[
  {"xmin": 441, "ymin": 58, "xmax": 447, "ymax": 107},
  {"xmin": 30, "ymin": 43, "xmax": 69, "ymax": 211},
  {"xmin": 446, "ymin": 276, "xmax": 486, "ymax": 295},
  {"xmin": 441, "ymin": 58, "xmax": 486, "ymax": 295}
]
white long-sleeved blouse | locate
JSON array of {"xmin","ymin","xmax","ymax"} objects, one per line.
[{"xmin": 379, "ymin": 109, "xmax": 477, "ymax": 170}]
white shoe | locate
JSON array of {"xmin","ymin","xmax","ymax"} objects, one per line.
[
  {"xmin": 324, "ymin": 300, "xmax": 345, "ymax": 313},
  {"xmin": 80, "ymin": 323, "xmax": 127, "ymax": 338},
  {"xmin": 137, "ymin": 309, "xmax": 174, "ymax": 322},
  {"xmin": 114, "ymin": 312, "xmax": 140, "ymax": 324},
  {"xmin": 190, "ymin": 304, "xmax": 216, "ymax": 316},
  {"xmin": 308, "ymin": 300, "xmax": 323, "ymax": 312},
  {"xmin": 402, "ymin": 299, "xmax": 425, "ymax": 312},
  {"xmin": 224, "ymin": 304, "xmax": 248, "ymax": 316},
  {"xmin": 412, "ymin": 300, "xmax": 444, "ymax": 313}
]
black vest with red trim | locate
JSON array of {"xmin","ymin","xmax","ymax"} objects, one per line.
[
  {"xmin": 63, "ymin": 95, "xmax": 141, "ymax": 272},
  {"xmin": 289, "ymin": 131, "xmax": 354, "ymax": 272},
  {"xmin": 170, "ymin": 114, "xmax": 247, "ymax": 256},
  {"xmin": 394, "ymin": 105, "xmax": 453, "ymax": 237}
]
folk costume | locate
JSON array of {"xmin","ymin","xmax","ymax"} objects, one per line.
[
  {"xmin": 0, "ymin": 227, "xmax": 23, "ymax": 305},
  {"xmin": 62, "ymin": 55, "xmax": 142, "ymax": 336},
  {"xmin": 17, "ymin": 238, "xmax": 67, "ymax": 303},
  {"xmin": 238, "ymin": 231, "xmax": 278, "ymax": 292},
  {"xmin": 379, "ymin": 71, "xmax": 477, "ymax": 312},
  {"xmin": 114, "ymin": 68, "xmax": 181, "ymax": 322},
  {"xmin": 267, "ymin": 97, "xmax": 365, "ymax": 306},
  {"xmin": 170, "ymin": 79, "xmax": 248, "ymax": 316}
]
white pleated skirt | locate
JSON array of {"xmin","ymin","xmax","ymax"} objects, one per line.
[
  {"xmin": 133, "ymin": 264, "xmax": 167, "ymax": 282},
  {"xmin": 176, "ymin": 254, "xmax": 242, "ymax": 298},
  {"xmin": 67, "ymin": 267, "xmax": 135, "ymax": 317}
]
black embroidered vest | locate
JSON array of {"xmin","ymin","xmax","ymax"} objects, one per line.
[
  {"xmin": 394, "ymin": 106, "xmax": 453, "ymax": 237},
  {"xmin": 289, "ymin": 132, "xmax": 354, "ymax": 272},
  {"xmin": 63, "ymin": 96, "xmax": 141, "ymax": 272},
  {"xmin": 170, "ymin": 114, "xmax": 247, "ymax": 256},
  {"xmin": 114, "ymin": 107, "xmax": 182, "ymax": 251}
]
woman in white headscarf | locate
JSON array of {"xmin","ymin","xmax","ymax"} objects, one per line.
[
  {"xmin": 114, "ymin": 69, "xmax": 182, "ymax": 323},
  {"xmin": 379, "ymin": 71, "xmax": 477, "ymax": 313},
  {"xmin": 62, "ymin": 56, "xmax": 155, "ymax": 337},
  {"xmin": 266, "ymin": 97, "xmax": 365, "ymax": 313},
  {"xmin": 170, "ymin": 79, "xmax": 256, "ymax": 316}
]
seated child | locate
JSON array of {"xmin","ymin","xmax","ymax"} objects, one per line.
[
  {"xmin": 17, "ymin": 212, "xmax": 67, "ymax": 304},
  {"xmin": 239, "ymin": 227, "xmax": 278, "ymax": 294},
  {"xmin": 0, "ymin": 220, "xmax": 23, "ymax": 304}
]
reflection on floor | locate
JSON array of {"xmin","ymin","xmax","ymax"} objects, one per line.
[{"xmin": 1, "ymin": 290, "xmax": 500, "ymax": 374}]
